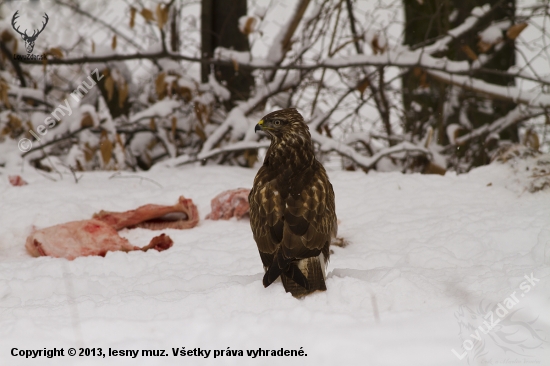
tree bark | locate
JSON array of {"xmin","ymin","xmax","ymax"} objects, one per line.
[{"xmin": 201, "ymin": 0, "xmax": 254, "ymax": 107}]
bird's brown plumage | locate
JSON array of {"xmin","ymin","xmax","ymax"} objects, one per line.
[{"xmin": 249, "ymin": 108, "xmax": 337, "ymax": 297}]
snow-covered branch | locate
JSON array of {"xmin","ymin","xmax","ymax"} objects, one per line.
[
  {"xmin": 12, "ymin": 40, "xmax": 547, "ymax": 90},
  {"xmin": 199, "ymin": 71, "xmax": 302, "ymax": 156},
  {"xmin": 2, "ymin": 0, "xmax": 548, "ymax": 173},
  {"xmin": 422, "ymin": 4, "xmax": 492, "ymax": 54},
  {"xmin": 311, "ymin": 129, "xmax": 431, "ymax": 170},
  {"xmin": 453, "ymin": 105, "xmax": 546, "ymax": 146},
  {"xmin": 159, "ymin": 140, "xmax": 271, "ymax": 168},
  {"xmin": 428, "ymin": 70, "xmax": 550, "ymax": 108}
]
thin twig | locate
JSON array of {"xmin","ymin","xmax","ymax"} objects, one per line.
[{"xmin": 108, "ymin": 172, "xmax": 163, "ymax": 188}]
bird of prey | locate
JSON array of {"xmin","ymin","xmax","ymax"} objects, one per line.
[{"xmin": 248, "ymin": 108, "xmax": 337, "ymax": 297}]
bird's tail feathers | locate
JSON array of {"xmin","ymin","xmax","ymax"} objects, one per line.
[{"xmin": 282, "ymin": 253, "xmax": 327, "ymax": 298}]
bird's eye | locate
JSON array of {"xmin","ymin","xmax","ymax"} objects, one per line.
[{"xmin": 274, "ymin": 120, "xmax": 281, "ymax": 126}]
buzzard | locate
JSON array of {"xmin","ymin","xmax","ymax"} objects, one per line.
[{"xmin": 249, "ymin": 108, "xmax": 337, "ymax": 297}]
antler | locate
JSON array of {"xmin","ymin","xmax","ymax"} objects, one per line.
[
  {"xmin": 11, "ymin": 11, "xmax": 49, "ymax": 40},
  {"xmin": 11, "ymin": 11, "xmax": 26, "ymax": 37},
  {"xmin": 33, "ymin": 13, "xmax": 49, "ymax": 38}
]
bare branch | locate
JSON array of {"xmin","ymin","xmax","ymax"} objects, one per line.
[
  {"xmin": 0, "ymin": 41, "xmax": 26, "ymax": 87},
  {"xmin": 54, "ymin": 0, "xmax": 145, "ymax": 51}
]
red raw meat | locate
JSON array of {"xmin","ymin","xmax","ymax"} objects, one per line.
[
  {"xmin": 93, "ymin": 196, "xmax": 199, "ymax": 230},
  {"xmin": 206, "ymin": 188, "xmax": 251, "ymax": 220},
  {"xmin": 9, "ymin": 175, "xmax": 28, "ymax": 186},
  {"xmin": 25, "ymin": 196, "xmax": 198, "ymax": 260},
  {"xmin": 26, "ymin": 220, "xmax": 173, "ymax": 260}
]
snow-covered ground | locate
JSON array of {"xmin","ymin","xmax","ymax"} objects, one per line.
[{"xmin": 0, "ymin": 159, "xmax": 549, "ymax": 366}]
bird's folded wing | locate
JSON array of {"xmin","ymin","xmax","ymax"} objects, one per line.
[
  {"xmin": 282, "ymin": 172, "xmax": 335, "ymax": 259},
  {"xmin": 249, "ymin": 178, "xmax": 283, "ymax": 257}
]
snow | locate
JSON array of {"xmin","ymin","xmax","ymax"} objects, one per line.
[
  {"xmin": 446, "ymin": 124, "xmax": 461, "ymax": 145},
  {"xmin": 129, "ymin": 100, "xmax": 180, "ymax": 124},
  {"xmin": 208, "ymin": 74, "xmax": 231, "ymax": 102},
  {"xmin": 214, "ymin": 48, "xmax": 251, "ymax": 64},
  {"xmin": 253, "ymin": 6, "xmax": 268, "ymax": 20},
  {"xmin": 479, "ymin": 26, "xmax": 503, "ymax": 45},
  {"xmin": 0, "ymin": 160, "xmax": 549, "ymax": 365},
  {"xmin": 311, "ymin": 128, "xmax": 430, "ymax": 170},
  {"xmin": 6, "ymin": 85, "xmax": 50, "ymax": 107}
]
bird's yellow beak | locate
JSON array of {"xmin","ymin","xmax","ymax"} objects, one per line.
[{"xmin": 255, "ymin": 119, "xmax": 264, "ymax": 133}]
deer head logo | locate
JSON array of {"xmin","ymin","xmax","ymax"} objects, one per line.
[{"xmin": 11, "ymin": 11, "xmax": 49, "ymax": 54}]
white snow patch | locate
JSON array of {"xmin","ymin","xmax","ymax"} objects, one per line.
[
  {"xmin": 0, "ymin": 162, "xmax": 548, "ymax": 365},
  {"xmin": 208, "ymin": 74, "xmax": 231, "ymax": 101},
  {"xmin": 214, "ymin": 47, "xmax": 251, "ymax": 64},
  {"xmin": 130, "ymin": 99, "xmax": 180, "ymax": 123},
  {"xmin": 479, "ymin": 25, "xmax": 503, "ymax": 44}
]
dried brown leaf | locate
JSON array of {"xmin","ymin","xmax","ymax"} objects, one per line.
[
  {"xmin": 523, "ymin": 129, "xmax": 540, "ymax": 151},
  {"xmin": 118, "ymin": 81, "xmax": 128, "ymax": 108},
  {"xmin": 4, "ymin": 114, "xmax": 23, "ymax": 138},
  {"xmin": 422, "ymin": 162, "xmax": 446, "ymax": 175},
  {"xmin": 461, "ymin": 44, "xmax": 478, "ymax": 61},
  {"xmin": 241, "ymin": 17, "xmax": 257, "ymax": 35},
  {"xmin": 12, "ymin": 39, "xmax": 18, "ymax": 54},
  {"xmin": 100, "ymin": 131, "xmax": 113, "ymax": 166},
  {"xmin": 195, "ymin": 125, "xmax": 207, "ymax": 141},
  {"xmin": 194, "ymin": 102, "xmax": 209, "ymax": 126},
  {"xmin": 0, "ymin": 79, "xmax": 10, "ymax": 108},
  {"xmin": 0, "ymin": 30, "xmax": 13, "ymax": 42},
  {"xmin": 243, "ymin": 149, "xmax": 257, "ymax": 167},
  {"xmin": 140, "ymin": 8, "xmax": 155, "ymax": 22},
  {"xmin": 111, "ymin": 35, "xmax": 117, "ymax": 50},
  {"xmin": 84, "ymin": 142, "xmax": 95, "ymax": 162},
  {"xmin": 178, "ymin": 86, "xmax": 192, "ymax": 102},
  {"xmin": 104, "ymin": 76, "xmax": 115, "ymax": 101},
  {"xmin": 413, "ymin": 67, "xmax": 429, "ymax": 88},
  {"xmin": 130, "ymin": 7, "xmax": 137, "ymax": 29},
  {"xmin": 371, "ymin": 34, "xmax": 387, "ymax": 55},
  {"xmin": 1, "ymin": 31, "xmax": 18, "ymax": 54},
  {"xmin": 115, "ymin": 133, "xmax": 125, "ymax": 153},
  {"xmin": 155, "ymin": 72, "xmax": 166, "ymax": 100},
  {"xmin": 47, "ymin": 47, "xmax": 64, "ymax": 59},
  {"xmin": 156, "ymin": 4, "xmax": 169, "ymax": 30},
  {"xmin": 506, "ymin": 23, "xmax": 528, "ymax": 40},
  {"xmin": 80, "ymin": 113, "xmax": 94, "ymax": 128},
  {"xmin": 356, "ymin": 77, "xmax": 370, "ymax": 95},
  {"xmin": 8, "ymin": 114, "xmax": 22, "ymax": 128}
]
